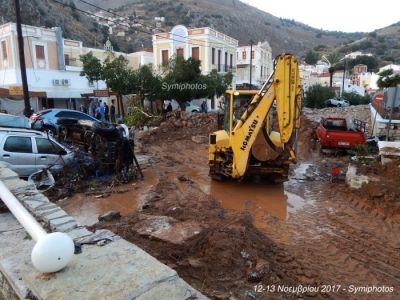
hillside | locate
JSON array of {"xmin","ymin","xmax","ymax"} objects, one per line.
[
  {"xmin": 336, "ymin": 22, "xmax": 400, "ymax": 66},
  {"xmin": 1, "ymin": 0, "xmax": 363, "ymax": 57},
  {"xmin": 1, "ymin": 0, "xmax": 109, "ymax": 48},
  {"xmin": 79, "ymin": 0, "xmax": 364, "ymax": 56}
]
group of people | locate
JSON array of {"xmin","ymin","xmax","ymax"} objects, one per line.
[{"xmin": 80, "ymin": 100, "xmax": 116, "ymax": 123}]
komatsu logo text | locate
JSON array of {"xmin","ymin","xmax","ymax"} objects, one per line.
[{"xmin": 240, "ymin": 119, "xmax": 258, "ymax": 151}]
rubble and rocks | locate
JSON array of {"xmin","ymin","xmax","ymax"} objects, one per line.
[
  {"xmin": 134, "ymin": 215, "xmax": 202, "ymax": 245},
  {"xmin": 345, "ymin": 164, "xmax": 369, "ymax": 189},
  {"xmin": 139, "ymin": 111, "xmax": 218, "ymax": 146},
  {"xmin": 98, "ymin": 210, "xmax": 121, "ymax": 222}
]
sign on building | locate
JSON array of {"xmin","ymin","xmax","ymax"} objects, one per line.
[{"xmin": 8, "ymin": 86, "xmax": 23, "ymax": 96}]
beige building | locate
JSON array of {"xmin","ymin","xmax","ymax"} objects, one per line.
[{"xmin": 152, "ymin": 25, "xmax": 238, "ymax": 75}]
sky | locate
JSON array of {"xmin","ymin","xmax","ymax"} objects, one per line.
[{"xmin": 244, "ymin": 0, "xmax": 400, "ymax": 32}]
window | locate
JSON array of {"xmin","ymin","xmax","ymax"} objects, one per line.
[
  {"xmin": 218, "ymin": 49, "xmax": 221, "ymax": 72},
  {"xmin": 36, "ymin": 138, "xmax": 64, "ymax": 154},
  {"xmin": 55, "ymin": 111, "xmax": 95, "ymax": 121},
  {"xmin": 230, "ymin": 53, "xmax": 233, "ymax": 68},
  {"xmin": 4, "ymin": 136, "xmax": 32, "ymax": 153},
  {"xmin": 64, "ymin": 54, "xmax": 70, "ymax": 66},
  {"xmin": 224, "ymin": 52, "xmax": 228, "ymax": 71},
  {"xmin": 161, "ymin": 49, "xmax": 169, "ymax": 65},
  {"xmin": 242, "ymin": 51, "xmax": 246, "ymax": 59},
  {"xmin": 1, "ymin": 40, "xmax": 7, "ymax": 60},
  {"xmin": 35, "ymin": 45, "xmax": 45, "ymax": 60},
  {"xmin": 191, "ymin": 47, "xmax": 199, "ymax": 60},
  {"xmin": 251, "ymin": 50, "xmax": 255, "ymax": 59},
  {"xmin": 176, "ymin": 48, "xmax": 184, "ymax": 58},
  {"xmin": 212, "ymin": 48, "xmax": 215, "ymax": 64}
]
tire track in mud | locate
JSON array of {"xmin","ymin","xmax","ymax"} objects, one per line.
[{"xmin": 267, "ymin": 182, "xmax": 400, "ymax": 299}]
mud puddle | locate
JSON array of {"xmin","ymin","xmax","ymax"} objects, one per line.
[
  {"xmin": 60, "ymin": 169, "xmax": 158, "ymax": 226},
  {"xmin": 184, "ymin": 166, "xmax": 309, "ymax": 229}
]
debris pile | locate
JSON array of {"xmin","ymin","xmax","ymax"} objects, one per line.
[{"xmin": 139, "ymin": 111, "xmax": 218, "ymax": 145}]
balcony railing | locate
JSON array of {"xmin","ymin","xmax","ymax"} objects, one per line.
[{"xmin": 214, "ymin": 64, "xmax": 236, "ymax": 73}]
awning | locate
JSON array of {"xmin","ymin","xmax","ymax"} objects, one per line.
[{"xmin": 0, "ymin": 88, "xmax": 47, "ymax": 98}]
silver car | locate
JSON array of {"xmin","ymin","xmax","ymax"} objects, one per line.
[{"xmin": 0, "ymin": 128, "xmax": 74, "ymax": 177}]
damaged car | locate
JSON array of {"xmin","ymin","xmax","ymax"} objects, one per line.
[{"xmin": 56, "ymin": 118, "xmax": 141, "ymax": 182}]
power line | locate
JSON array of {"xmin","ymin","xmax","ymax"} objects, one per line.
[{"xmin": 76, "ymin": 0, "xmax": 236, "ymax": 49}]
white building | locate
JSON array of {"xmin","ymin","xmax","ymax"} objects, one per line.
[
  {"xmin": 235, "ymin": 41, "xmax": 273, "ymax": 88},
  {"xmin": 345, "ymin": 51, "xmax": 373, "ymax": 59},
  {"xmin": 379, "ymin": 64, "xmax": 400, "ymax": 74}
]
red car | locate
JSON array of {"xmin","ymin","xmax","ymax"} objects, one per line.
[{"xmin": 316, "ymin": 117, "xmax": 366, "ymax": 149}]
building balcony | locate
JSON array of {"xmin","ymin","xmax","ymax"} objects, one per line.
[{"xmin": 213, "ymin": 64, "xmax": 236, "ymax": 73}]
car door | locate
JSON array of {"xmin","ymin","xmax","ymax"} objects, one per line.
[
  {"xmin": 1, "ymin": 135, "xmax": 36, "ymax": 177},
  {"xmin": 34, "ymin": 137, "xmax": 67, "ymax": 173}
]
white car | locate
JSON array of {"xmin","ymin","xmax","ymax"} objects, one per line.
[
  {"xmin": 326, "ymin": 97, "xmax": 350, "ymax": 107},
  {"xmin": 164, "ymin": 100, "xmax": 201, "ymax": 113},
  {"xmin": 0, "ymin": 127, "xmax": 74, "ymax": 177}
]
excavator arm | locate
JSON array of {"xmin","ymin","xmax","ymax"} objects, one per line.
[{"xmin": 230, "ymin": 54, "xmax": 301, "ymax": 178}]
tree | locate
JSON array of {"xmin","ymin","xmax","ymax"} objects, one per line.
[
  {"xmin": 377, "ymin": 69, "xmax": 400, "ymax": 88},
  {"xmin": 102, "ymin": 55, "xmax": 133, "ymax": 95},
  {"xmin": 80, "ymin": 52, "xmax": 103, "ymax": 83},
  {"xmin": 303, "ymin": 84, "xmax": 335, "ymax": 108},
  {"xmin": 135, "ymin": 65, "xmax": 162, "ymax": 110},
  {"xmin": 346, "ymin": 55, "xmax": 379, "ymax": 72},
  {"xmin": 162, "ymin": 57, "xmax": 208, "ymax": 110},
  {"xmin": 323, "ymin": 52, "xmax": 344, "ymax": 87},
  {"xmin": 204, "ymin": 70, "xmax": 233, "ymax": 99},
  {"xmin": 342, "ymin": 92, "xmax": 369, "ymax": 105},
  {"xmin": 305, "ymin": 50, "xmax": 319, "ymax": 65}
]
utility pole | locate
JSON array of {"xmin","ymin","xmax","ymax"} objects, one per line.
[
  {"xmin": 14, "ymin": 0, "xmax": 31, "ymax": 117},
  {"xmin": 341, "ymin": 57, "xmax": 346, "ymax": 97},
  {"xmin": 249, "ymin": 40, "xmax": 253, "ymax": 89}
]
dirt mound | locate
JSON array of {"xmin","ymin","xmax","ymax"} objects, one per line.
[
  {"xmin": 139, "ymin": 111, "xmax": 218, "ymax": 145},
  {"xmin": 346, "ymin": 163, "xmax": 400, "ymax": 222},
  {"xmin": 296, "ymin": 116, "xmax": 318, "ymax": 161},
  {"xmin": 92, "ymin": 173, "xmax": 317, "ymax": 299}
]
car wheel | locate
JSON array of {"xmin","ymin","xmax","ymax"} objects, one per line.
[
  {"xmin": 337, "ymin": 104, "xmax": 341, "ymax": 107},
  {"xmin": 192, "ymin": 110, "xmax": 199, "ymax": 113}
]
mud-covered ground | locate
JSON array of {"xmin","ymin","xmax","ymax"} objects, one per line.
[{"xmin": 85, "ymin": 109, "xmax": 400, "ymax": 299}]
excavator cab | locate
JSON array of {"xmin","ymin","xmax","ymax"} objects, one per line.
[{"xmin": 209, "ymin": 54, "xmax": 302, "ymax": 181}]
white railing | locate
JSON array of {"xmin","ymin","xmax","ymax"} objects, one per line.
[{"xmin": 0, "ymin": 181, "xmax": 74, "ymax": 273}]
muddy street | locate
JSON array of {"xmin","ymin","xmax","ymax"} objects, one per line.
[{"xmin": 60, "ymin": 112, "xmax": 400, "ymax": 299}]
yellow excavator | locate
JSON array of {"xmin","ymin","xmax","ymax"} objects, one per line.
[{"xmin": 209, "ymin": 53, "xmax": 302, "ymax": 181}]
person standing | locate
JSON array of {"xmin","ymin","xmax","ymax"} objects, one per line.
[
  {"xmin": 94, "ymin": 102, "xmax": 101, "ymax": 120},
  {"xmin": 104, "ymin": 102, "xmax": 109, "ymax": 122},
  {"xmin": 110, "ymin": 100, "xmax": 116, "ymax": 123},
  {"xmin": 99, "ymin": 102, "xmax": 105, "ymax": 121}
]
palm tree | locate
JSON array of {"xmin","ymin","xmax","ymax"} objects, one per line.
[{"xmin": 322, "ymin": 52, "xmax": 344, "ymax": 87}]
